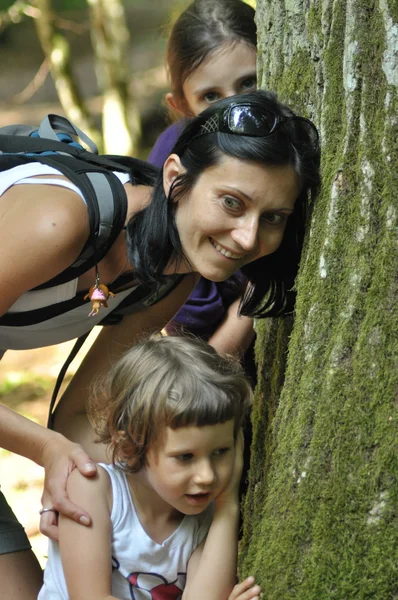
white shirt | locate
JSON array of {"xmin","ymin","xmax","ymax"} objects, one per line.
[{"xmin": 38, "ymin": 463, "xmax": 212, "ymax": 600}]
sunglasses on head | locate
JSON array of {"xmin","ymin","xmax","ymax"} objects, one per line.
[{"xmin": 192, "ymin": 102, "xmax": 319, "ymax": 155}]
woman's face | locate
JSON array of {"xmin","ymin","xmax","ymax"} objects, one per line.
[
  {"xmin": 178, "ymin": 41, "xmax": 257, "ymax": 116},
  {"xmin": 165, "ymin": 155, "xmax": 300, "ymax": 282}
]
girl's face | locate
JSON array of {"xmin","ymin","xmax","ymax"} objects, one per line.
[
  {"xmin": 164, "ymin": 155, "xmax": 300, "ymax": 282},
  {"xmin": 144, "ymin": 420, "xmax": 235, "ymax": 515},
  {"xmin": 172, "ymin": 41, "xmax": 257, "ymax": 117}
]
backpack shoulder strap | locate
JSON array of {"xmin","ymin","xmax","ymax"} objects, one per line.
[{"xmin": 0, "ymin": 115, "xmax": 130, "ymax": 288}]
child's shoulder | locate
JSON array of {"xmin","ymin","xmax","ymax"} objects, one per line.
[{"xmin": 66, "ymin": 463, "xmax": 113, "ymax": 506}]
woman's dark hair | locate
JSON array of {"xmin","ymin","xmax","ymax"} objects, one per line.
[
  {"xmin": 127, "ymin": 90, "xmax": 321, "ymax": 318},
  {"xmin": 167, "ymin": 0, "xmax": 256, "ymax": 106}
]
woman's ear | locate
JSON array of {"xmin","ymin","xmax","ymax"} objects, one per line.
[
  {"xmin": 163, "ymin": 154, "xmax": 185, "ymax": 199},
  {"xmin": 165, "ymin": 92, "xmax": 190, "ymax": 117}
]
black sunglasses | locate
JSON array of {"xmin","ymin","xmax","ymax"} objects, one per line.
[{"xmin": 192, "ymin": 103, "xmax": 319, "ymax": 154}]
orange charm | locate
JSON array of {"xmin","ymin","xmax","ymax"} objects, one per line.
[{"xmin": 84, "ymin": 283, "xmax": 115, "ymax": 317}]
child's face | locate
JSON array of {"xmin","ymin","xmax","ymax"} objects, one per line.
[
  {"xmin": 180, "ymin": 40, "xmax": 257, "ymax": 116},
  {"xmin": 144, "ymin": 420, "xmax": 235, "ymax": 514}
]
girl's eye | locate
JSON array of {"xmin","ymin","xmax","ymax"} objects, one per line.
[
  {"xmin": 223, "ymin": 196, "xmax": 241, "ymax": 211},
  {"xmin": 176, "ymin": 453, "xmax": 193, "ymax": 462},
  {"xmin": 213, "ymin": 447, "xmax": 232, "ymax": 457},
  {"xmin": 203, "ymin": 91, "xmax": 220, "ymax": 103},
  {"xmin": 240, "ymin": 76, "xmax": 257, "ymax": 92},
  {"xmin": 261, "ymin": 213, "xmax": 286, "ymax": 225}
]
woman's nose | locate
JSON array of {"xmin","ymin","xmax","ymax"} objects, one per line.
[{"xmin": 231, "ymin": 217, "xmax": 259, "ymax": 252}]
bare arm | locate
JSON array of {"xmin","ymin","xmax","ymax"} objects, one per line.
[
  {"xmin": 59, "ymin": 467, "xmax": 119, "ymax": 600},
  {"xmin": 0, "ymin": 182, "xmax": 95, "ymax": 534},
  {"xmin": 52, "ymin": 274, "xmax": 198, "ymax": 460},
  {"xmin": 183, "ymin": 433, "xmax": 245, "ymax": 600},
  {"xmin": 207, "ymin": 298, "xmax": 255, "ymax": 358},
  {"xmin": 0, "ymin": 181, "xmax": 89, "ymax": 316}
]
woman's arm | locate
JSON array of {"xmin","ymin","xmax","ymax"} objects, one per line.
[
  {"xmin": 0, "ymin": 181, "xmax": 89, "ymax": 316},
  {"xmin": 59, "ymin": 466, "xmax": 119, "ymax": 600},
  {"xmin": 208, "ymin": 298, "xmax": 255, "ymax": 358},
  {"xmin": 183, "ymin": 433, "xmax": 245, "ymax": 600},
  {"xmin": 0, "ymin": 182, "xmax": 96, "ymax": 537},
  {"xmin": 52, "ymin": 274, "xmax": 198, "ymax": 460}
]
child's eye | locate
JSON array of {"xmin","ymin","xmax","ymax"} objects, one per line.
[
  {"xmin": 213, "ymin": 447, "xmax": 232, "ymax": 457},
  {"xmin": 203, "ymin": 91, "xmax": 220, "ymax": 104},
  {"xmin": 223, "ymin": 196, "xmax": 241, "ymax": 211},
  {"xmin": 176, "ymin": 453, "xmax": 194, "ymax": 462},
  {"xmin": 240, "ymin": 76, "xmax": 257, "ymax": 92}
]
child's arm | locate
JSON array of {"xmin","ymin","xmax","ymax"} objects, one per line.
[
  {"xmin": 208, "ymin": 298, "xmax": 255, "ymax": 359},
  {"xmin": 182, "ymin": 433, "xmax": 244, "ymax": 600},
  {"xmin": 58, "ymin": 466, "xmax": 119, "ymax": 600}
]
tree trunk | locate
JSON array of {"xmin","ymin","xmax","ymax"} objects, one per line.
[
  {"xmin": 240, "ymin": 2, "xmax": 398, "ymax": 598},
  {"xmin": 33, "ymin": 0, "xmax": 101, "ymax": 149},
  {"xmin": 88, "ymin": 0, "xmax": 140, "ymax": 156}
]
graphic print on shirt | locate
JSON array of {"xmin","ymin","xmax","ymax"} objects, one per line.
[{"xmin": 128, "ymin": 572, "xmax": 186, "ymax": 600}]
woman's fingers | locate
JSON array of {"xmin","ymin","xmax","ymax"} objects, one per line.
[
  {"xmin": 39, "ymin": 438, "xmax": 97, "ymax": 539},
  {"xmin": 44, "ymin": 472, "xmax": 92, "ymax": 527},
  {"xmin": 69, "ymin": 446, "xmax": 96, "ymax": 477},
  {"xmin": 39, "ymin": 510, "xmax": 59, "ymax": 541}
]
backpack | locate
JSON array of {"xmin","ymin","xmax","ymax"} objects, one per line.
[
  {"xmin": 0, "ymin": 115, "xmax": 185, "ymax": 424},
  {"xmin": 0, "ymin": 114, "xmax": 130, "ymax": 289}
]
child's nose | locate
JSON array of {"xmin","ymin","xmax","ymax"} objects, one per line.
[{"xmin": 194, "ymin": 459, "xmax": 216, "ymax": 486}]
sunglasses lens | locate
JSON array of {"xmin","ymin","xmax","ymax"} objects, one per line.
[
  {"xmin": 286, "ymin": 118, "xmax": 319, "ymax": 153},
  {"xmin": 227, "ymin": 106, "xmax": 276, "ymax": 136}
]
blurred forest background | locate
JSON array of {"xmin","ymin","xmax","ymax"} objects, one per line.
[{"xmin": 0, "ymin": 0, "xmax": 253, "ymax": 567}]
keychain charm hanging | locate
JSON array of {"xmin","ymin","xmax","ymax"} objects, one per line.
[{"xmin": 84, "ymin": 271, "xmax": 115, "ymax": 317}]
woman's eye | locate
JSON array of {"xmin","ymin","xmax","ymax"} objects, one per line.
[
  {"xmin": 261, "ymin": 213, "xmax": 286, "ymax": 225},
  {"xmin": 203, "ymin": 91, "xmax": 220, "ymax": 103},
  {"xmin": 240, "ymin": 76, "xmax": 257, "ymax": 92},
  {"xmin": 223, "ymin": 196, "xmax": 241, "ymax": 211}
]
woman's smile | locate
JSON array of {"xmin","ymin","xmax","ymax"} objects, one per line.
[{"xmin": 209, "ymin": 238, "xmax": 246, "ymax": 261}]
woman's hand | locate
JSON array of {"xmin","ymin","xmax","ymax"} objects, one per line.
[
  {"xmin": 214, "ymin": 429, "xmax": 244, "ymax": 511},
  {"xmin": 39, "ymin": 433, "xmax": 96, "ymax": 540},
  {"xmin": 228, "ymin": 577, "xmax": 261, "ymax": 600}
]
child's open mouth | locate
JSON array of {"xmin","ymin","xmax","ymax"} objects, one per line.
[{"xmin": 184, "ymin": 493, "xmax": 211, "ymax": 505}]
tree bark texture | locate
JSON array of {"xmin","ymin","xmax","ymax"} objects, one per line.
[
  {"xmin": 241, "ymin": 2, "xmax": 397, "ymax": 598},
  {"xmin": 33, "ymin": 0, "xmax": 101, "ymax": 149},
  {"xmin": 88, "ymin": 0, "xmax": 141, "ymax": 156}
]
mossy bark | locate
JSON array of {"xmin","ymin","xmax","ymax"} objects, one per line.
[{"xmin": 240, "ymin": 1, "xmax": 398, "ymax": 598}]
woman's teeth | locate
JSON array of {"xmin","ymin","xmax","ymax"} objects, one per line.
[{"xmin": 211, "ymin": 240, "xmax": 244, "ymax": 260}]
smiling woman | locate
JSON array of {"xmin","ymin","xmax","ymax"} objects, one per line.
[
  {"xmin": 168, "ymin": 157, "xmax": 298, "ymax": 282},
  {"xmin": 133, "ymin": 90, "xmax": 320, "ymax": 318}
]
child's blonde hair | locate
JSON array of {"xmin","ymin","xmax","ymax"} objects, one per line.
[{"xmin": 89, "ymin": 335, "xmax": 252, "ymax": 473}]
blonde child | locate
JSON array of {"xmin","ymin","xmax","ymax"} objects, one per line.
[{"xmin": 38, "ymin": 335, "xmax": 261, "ymax": 600}]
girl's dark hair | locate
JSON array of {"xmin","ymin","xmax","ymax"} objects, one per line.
[
  {"xmin": 127, "ymin": 90, "xmax": 321, "ymax": 318},
  {"xmin": 167, "ymin": 0, "xmax": 256, "ymax": 104}
]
